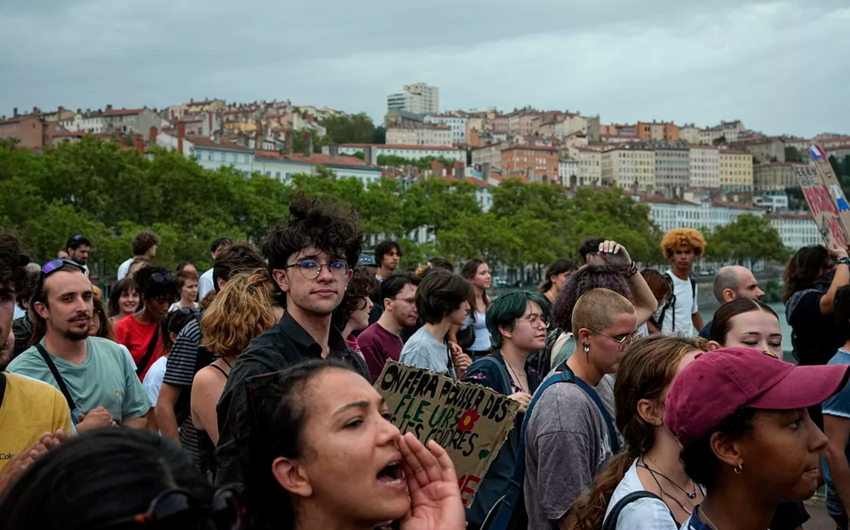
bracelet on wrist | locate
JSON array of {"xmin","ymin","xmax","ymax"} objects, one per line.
[
  {"xmin": 625, "ymin": 261, "xmax": 639, "ymax": 277},
  {"xmin": 837, "ymin": 257, "xmax": 850, "ymax": 266}
]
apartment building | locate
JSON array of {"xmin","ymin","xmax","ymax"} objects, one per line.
[
  {"xmin": 753, "ymin": 162, "xmax": 806, "ymax": 194},
  {"xmin": 653, "ymin": 146, "xmax": 690, "ymax": 194},
  {"xmin": 602, "ymin": 146, "xmax": 656, "ymax": 191},
  {"xmin": 689, "ymin": 145, "xmax": 720, "ymax": 188},
  {"xmin": 501, "ymin": 145, "xmax": 558, "ymax": 182},
  {"xmin": 387, "ymin": 83, "xmax": 440, "ymax": 115},
  {"xmin": 719, "ymin": 150, "xmax": 754, "ymax": 193},
  {"xmin": 386, "ymin": 125, "xmax": 453, "ymax": 147},
  {"xmin": 637, "ymin": 121, "xmax": 679, "ymax": 141}
]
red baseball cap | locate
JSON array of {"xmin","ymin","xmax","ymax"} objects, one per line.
[{"xmin": 665, "ymin": 347, "xmax": 850, "ymax": 447}]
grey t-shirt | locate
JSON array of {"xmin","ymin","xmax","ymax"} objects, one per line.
[
  {"xmin": 399, "ymin": 327, "xmax": 455, "ymax": 380},
  {"xmin": 524, "ymin": 374, "xmax": 616, "ymax": 530}
]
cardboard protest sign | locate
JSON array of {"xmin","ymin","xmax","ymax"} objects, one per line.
[
  {"xmin": 374, "ymin": 360, "xmax": 520, "ymax": 507},
  {"xmin": 795, "ymin": 144, "xmax": 850, "ymax": 248}
]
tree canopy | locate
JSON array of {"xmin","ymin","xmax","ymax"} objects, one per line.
[
  {"xmin": 703, "ymin": 214, "xmax": 788, "ymax": 263},
  {"xmin": 1, "ymin": 136, "xmax": 743, "ymax": 285}
]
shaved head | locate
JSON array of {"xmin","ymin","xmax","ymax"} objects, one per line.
[
  {"xmin": 713, "ymin": 266, "xmax": 763, "ymax": 304},
  {"xmin": 572, "ymin": 288, "xmax": 635, "ymax": 336}
]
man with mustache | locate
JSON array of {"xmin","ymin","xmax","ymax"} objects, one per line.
[
  {"xmin": 7, "ymin": 260, "xmax": 149, "ymax": 431},
  {"xmin": 214, "ymin": 194, "xmax": 369, "ymax": 486}
]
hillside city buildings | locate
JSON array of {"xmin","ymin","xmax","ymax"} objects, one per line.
[{"xmin": 3, "ymin": 81, "xmax": 850, "ymax": 252}]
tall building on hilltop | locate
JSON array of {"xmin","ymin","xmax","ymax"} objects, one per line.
[{"xmin": 387, "ymin": 83, "xmax": 440, "ymax": 115}]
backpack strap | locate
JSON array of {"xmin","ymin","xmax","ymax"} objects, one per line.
[
  {"xmin": 489, "ymin": 371, "xmax": 572, "ymax": 530},
  {"xmin": 36, "ymin": 343, "xmax": 77, "ymax": 411},
  {"xmin": 602, "ymin": 491, "xmax": 670, "ymax": 530},
  {"xmin": 566, "ymin": 371, "xmax": 620, "ymax": 454},
  {"xmin": 474, "ymin": 356, "xmax": 514, "ymax": 397},
  {"xmin": 135, "ymin": 325, "xmax": 161, "ymax": 378}
]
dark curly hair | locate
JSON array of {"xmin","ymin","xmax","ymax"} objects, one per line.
[
  {"xmin": 262, "ymin": 194, "xmax": 365, "ymax": 283},
  {"xmin": 0, "ymin": 233, "xmax": 32, "ymax": 297},
  {"xmin": 578, "ymin": 237, "xmax": 605, "ymax": 262},
  {"xmin": 782, "ymin": 245, "xmax": 831, "ymax": 303},
  {"xmin": 680, "ymin": 407, "xmax": 756, "ymax": 489},
  {"xmin": 552, "ymin": 264, "xmax": 633, "ymax": 331},
  {"xmin": 130, "ymin": 231, "xmax": 160, "ymax": 256},
  {"xmin": 331, "ymin": 266, "xmax": 376, "ymax": 332},
  {"xmin": 374, "ymin": 240, "xmax": 402, "ymax": 266},
  {"xmin": 133, "ymin": 266, "xmax": 179, "ymax": 303}
]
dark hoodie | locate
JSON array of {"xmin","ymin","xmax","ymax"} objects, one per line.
[{"xmin": 214, "ymin": 312, "xmax": 368, "ymax": 487}]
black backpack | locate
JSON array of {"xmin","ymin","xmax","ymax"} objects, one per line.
[
  {"xmin": 602, "ymin": 491, "xmax": 671, "ymax": 530},
  {"xmin": 651, "ymin": 272, "xmax": 696, "ymax": 332}
]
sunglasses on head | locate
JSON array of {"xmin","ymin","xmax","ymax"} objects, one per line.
[
  {"xmin": 92, "ymin": 486, "xmax": 244, "ymax": 530},
  {"xmin": 43, "ymin": 259, "xmax": 88, "ymax": 277},
  {"xmin": 151, "ymin": 272, "xmax": 175, "ymax": 283}
]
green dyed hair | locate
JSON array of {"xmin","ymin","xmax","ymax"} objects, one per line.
[{"xmin": 486, "ymin": 291, "xmax": 548, "ymax": 349}]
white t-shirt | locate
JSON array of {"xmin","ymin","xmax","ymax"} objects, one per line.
[
  {"xmin": 605, "ymin": 459, "xmax": 678, "ymax": 530},
  {"xmin": 117, "ymin": 344, "xmax": 137, "ymax": 370},
  {"xmin": 660, "ymin": 271, "xmax": 698, "ymax": 337},
  {"xmin": 142, "ymin": 355, "xmax": 168, "ymax": 407},
  {"xmin": 116, "ymin": 257, "xmax": 134, "ymax": 280},
  {"xmin": 197, "ymin": 268, "xmax": 215, "ymax": 300}
]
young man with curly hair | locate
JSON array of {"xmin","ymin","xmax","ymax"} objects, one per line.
[
  {"xmin": 657, "ymin": 227, "xmax": 706, "ymax": 336},
  {"xmin": 214, "ymin": 194, "xmax": 368, "ymax": 486}
]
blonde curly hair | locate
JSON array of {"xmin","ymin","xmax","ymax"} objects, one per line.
[{"xmin": 660, "ymin": 228, "xmax": 706, "ymax": 259}]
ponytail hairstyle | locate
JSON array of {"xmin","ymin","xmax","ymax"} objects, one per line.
[
  {"xmin": 538, "ymin": 258, "xmax": 578, "ymax": 294},
  {"xmin": 237, "ymin": 359, "xmax": 357, "ymax": 530},
  {"xmin": 568, "ymin": 335, "xmax": 710, "ymax": 530}
]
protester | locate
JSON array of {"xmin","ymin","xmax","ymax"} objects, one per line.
[
  {"xmin": 155, "ymin": 242, "xmax": 264, "ymax": 473},
  {"xmin": 7, "ymin": 259, "xmax": 149, "ymax": 430},
  {"xmin": 215, "ymin": 195, "xmax": 369, "ymax": 487},
  {"xmin": 197, "ymin": 237, "xmax": 233, "ymax": 300},
  {"xmin": 108, "ymin": 277, "xmax": 139, "ymax": 326},
  {"xmin": 538, "ymin": 258, "xmax": 578, "ymax": 313},
  {"xmin": 579, "ymin": 237, "xmax": 607, "ymax": 264},
  {"xmin": 143, "ymin": 308, "xmax": 196, "ymax": 410},
  {"xmin": 641, "ymin": 269, "xmax": 672, "ymax": 335},
  {"xmin": 86, "ymin": 295, "xmax": 141, "ymax": 372},
  {"xmin": 524, "ymin": 288, "xmax": 637, "ymax": 530},
  {"xmin": 127, "ymin": 256, "xmax": 150, "ymax": 277},
  {"xmin": 822, "ymin": 285, "xmax": 850, "ymax": 530},
  {"xmin": 699, "ymin": 265, "xmax": 765, "ymax": 338},
  {"xmin": 0, "ymin": 329, "xmax": 12, "ymax": 371},
  {"xmin": 668, "ymin": 347, "xmax": 849, "ymax": 530},
  {"xmin": 455, "ymin": 258, "xmax": 492, "ymax": 358},
  {"xmin": 235, "ymin": 359, "xmax": 465, "ymax": 530},
  {"xmin": 784, "ymin": 244, "xmax": 850, "ymax": 429},
  {"xmin": 170, "ymin": 269, "xmax": 200, "ymax": 312},
  {"xmin": 193, "ymin": 271, "xmax": 275, "ymax": 479},
  {"xmin": 568, "ymin": 335, "xmax": 710, "ymax": 530},
  {"xmin": 331, "ymin": 265, "xmax": 376, "ymax": 355},
  {"xmin": 400, "ymin": 270, "xmax": 472, "ymax": 380},
  {"xmin": 0, "ymin": 234, "xmax": 70, "ymax": 494},
  {"xmin": 0, "ymin": 429, "xmax": 243, "ymax": 530},
  {"xmin": 708, "ymin": 299, "xmax": 784, "ymax": 359},
  {"xmin": 113, "ymin": 266, "xmax": 178, "ymax": 380},
  {"xmin": 117, "ymin": 231, "xmax": 159, "ymax": 280},
  {"xmin": 546, "ymin": 242, "xmax": 657, "ymax": 374},
  {"xmin": 64, "ymin": 234, "xmax": 91, "ymax": 273},
  {"xmin": 360, "ymin": 272, "xmax": 420, "ymax": 382},
  {"xmin": 415, "ymin": 256, "xmax": 454, "ymax": 278},
  {"xmin": 375, "ymin": 239, "xmax": 402, "ymax": 281},
  {"xmin": 11, "ymin": 266, "xmax": 38, "ymax": 358},
  {"xmin": 657, "ymin": 228, "xmax": 706, "ymax": 336},
  {"xmin": 462, "ymin": 291, "xmax": 548, "ymax": 529},
  {"xmin": 176, "ymin": 261, "xmax": 198, "ymax": 275}
]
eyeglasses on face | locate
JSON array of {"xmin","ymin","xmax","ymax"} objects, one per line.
[
  {"xmin": 589, "ymin": 329, "xmax": 641, "ymax": 349},
  {"xmin": 515, "ymin": 314, "xmax": 550, "ymax": 329},
  {"xmin": 282, "ymin": 259, "xmax": 349, "ymax": 280}
]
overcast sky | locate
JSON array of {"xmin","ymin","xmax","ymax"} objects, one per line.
[{"xmin": 2, "ymin": 0, "xmax": 847, "ymax": 137}]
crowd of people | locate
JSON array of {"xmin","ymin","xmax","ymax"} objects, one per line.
[{"xmin": 2, "ymin": 199, "xmax": 850, "ymax": 530}]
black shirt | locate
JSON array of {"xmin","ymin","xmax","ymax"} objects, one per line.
[
  {"xmin": 788, "ymin": 290, "xmax": 844, "ymax": 366},
  {"xmin": 214, "ymin": 312, "xmax": 368, "ymax": 486}
]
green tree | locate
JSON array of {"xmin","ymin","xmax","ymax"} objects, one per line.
[
  {"xmin": 320, "ymin": 113, "xmax": 375, "ymax": 145},
  {"xmin": 373, "ymin": 125, "xmax": 386, "ymax": 144},
  {"xmin": 785, "ymin": 146, "xmax": 802, "ymax": 162},
  {"xmin": 704, "ymin": 214, "xmax": 788, "ymax": 263}
]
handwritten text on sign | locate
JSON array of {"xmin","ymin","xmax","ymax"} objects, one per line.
[
  {"xmin": 375, "ymin": 360, "xmax": 519, "ymax": 507},
  {"xmin": 796, "ymin": 164, "xmax": 850, "ymax": 248}
]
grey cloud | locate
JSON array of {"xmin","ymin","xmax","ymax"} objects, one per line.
[{"xmin": 1, "ymin": 0, "xmax": 847, "ymax": 137}]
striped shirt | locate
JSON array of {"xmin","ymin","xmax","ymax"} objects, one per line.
[{"xmin": 162, "ymin": 319, "xmax": 206, "ymax": 472}]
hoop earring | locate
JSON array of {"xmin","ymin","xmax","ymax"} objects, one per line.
[
  {"xmin": 734, "ymin": 463, "xmax": 743, "ymax": 475},
  {"xmin": 582, "ymin": 343, "xmax": 590, "ymax": 353}
]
